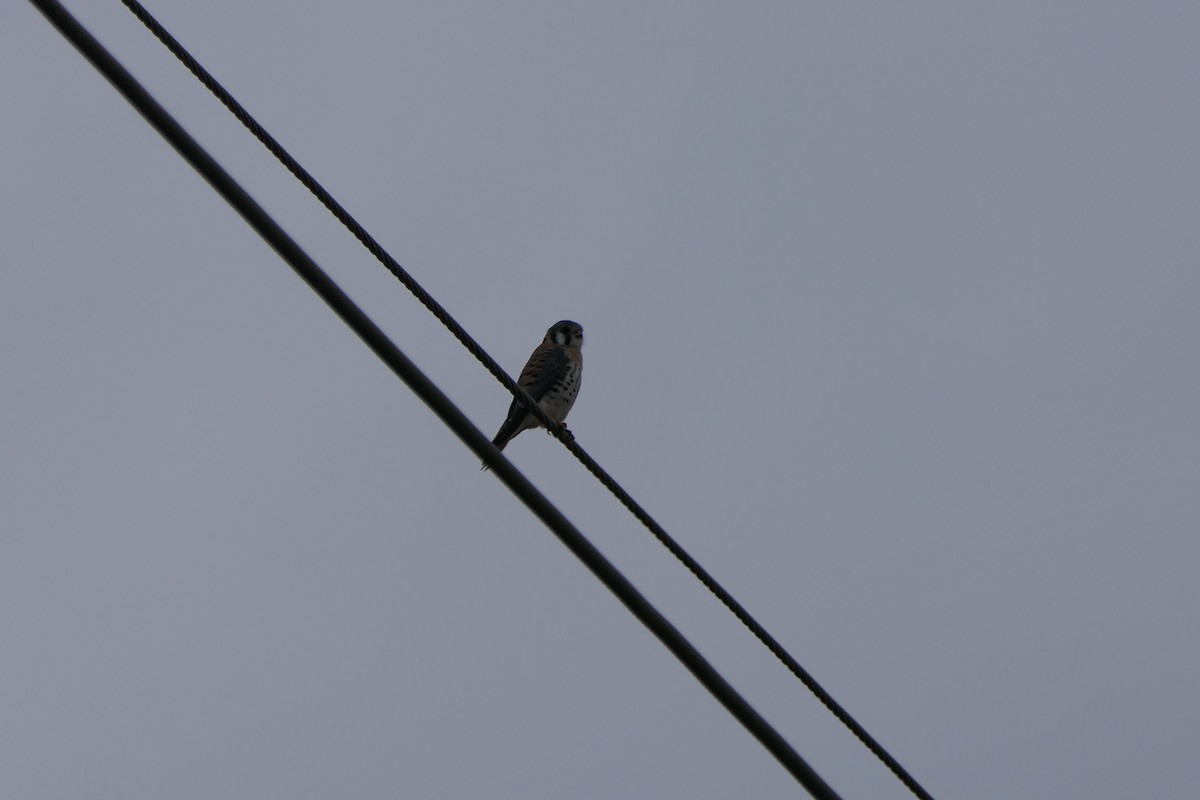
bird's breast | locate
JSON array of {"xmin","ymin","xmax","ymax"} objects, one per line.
[{"xmin": 538, "ymin": 360, "xmax": 581, "ymax": 422}]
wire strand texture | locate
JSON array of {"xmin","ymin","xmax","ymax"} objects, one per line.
[{"xmin": 119, "ymin": 3, "xmax": 934, "ymax": 799}]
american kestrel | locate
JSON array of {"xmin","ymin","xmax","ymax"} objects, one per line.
[{"xmin": 484, "ymin": 320, "xmax": 583, "ymax": 466}]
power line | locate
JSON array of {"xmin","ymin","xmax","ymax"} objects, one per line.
[
  {"xmin": 27, "ymin": 1, "xmax": 842, "ymax": 797},
  {"xmin": 112, "ymin": 3, "xmax": 936, "ymax": 799}
]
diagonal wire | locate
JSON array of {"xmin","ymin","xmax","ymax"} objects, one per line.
[
  {"xmin": 28, "ymin": 1, "xmax": 842, "ymax": 795},
  {"xmin": 117, "ymin": 3, "xmax": 935, "ymax": 799}
]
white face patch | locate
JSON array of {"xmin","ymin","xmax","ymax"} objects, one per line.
[{"xmin": 547, "ymin": 322, "xmax": 582, "ymax": 349}]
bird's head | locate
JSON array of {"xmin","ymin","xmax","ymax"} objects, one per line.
[{"xmin": 546, "ymin": 320, "xmax": 583, "ymax": 349}]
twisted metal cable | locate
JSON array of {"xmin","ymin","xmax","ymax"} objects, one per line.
[{"xmin": 119, "ymin": 3, "xmax": 934, "ymax": 798}]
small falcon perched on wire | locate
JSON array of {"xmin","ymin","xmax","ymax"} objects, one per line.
[{"xmin": 483, "ymin": 320, "xmax": 583, "ymax": 468}]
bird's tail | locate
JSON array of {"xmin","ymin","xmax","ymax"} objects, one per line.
[{"xmin": 480, "ymin": 428, "xmax": 515, "ymax": 471}]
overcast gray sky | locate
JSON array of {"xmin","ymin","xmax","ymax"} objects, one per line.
[{"xmin": 4, "ymin": 2, "xmax": 1199, "ymax": 798}]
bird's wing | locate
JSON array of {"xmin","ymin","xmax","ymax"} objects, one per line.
[{"xmin": 516, "ymin": 341, "xmax": 571, "ymax": 403}]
